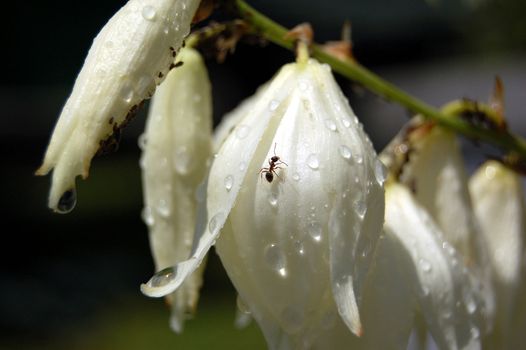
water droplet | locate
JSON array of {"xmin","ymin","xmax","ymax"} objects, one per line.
[
  {"xmin": 208, "ymin": 212, "xmax": 225, "ymax": 235},
  {"xmin": 269, "ymin": 100, "xmax": 279, "ymax": 111},
  {"xmin": 173, "ymin": 147, "xmax": 192, "ymax": 175},
  {"xmin": 422, "ymin": 286, "xmax": 430, "ymax": 296},
  {"xmin": 294, "ymin": 241, "xmax": 305, "ymax": 255},
  {"xmin": 141, "ymin": 206, "xmax": 155, "ymax": 226},
  {"xmin": 239, "ymin": 161, "xmax": 247, "ymax": 171},
  {"xmin": 324, "ymin": 119, "xmax": 337, "ymax": 131},
  {"xmin": 342, "ymin": 117, "xmax": 351, "ymax": 128},
  {"xmin": 141, "ymin": 5, "xmax": 157, "ymax": 21},
  {"xmin": 307, "ymin": 154, "xmax": 319, "ymax": 169},
  {"xmin": 193, "ymin": 94, "xmax": 202, "ymax": 102},
  {"xmin": 465, "ymin": 295, "xmax": 477, "ymax": 314},
  {"xmin": 307, "ymin": 222, "xmax": 322, "ymax": 242},
  {"xmin": 121, "ymin": 85, "xmax": 134, "ymax": 104},
  {"xmin": 264, "ymin": 243, "xmax": 286, "ymax": 276},
  {"xmin": 338, "ymin": 145, "xmax": 352, "ymax": 160},
  {"xmin": 236, "ymin": 296, "xmax": 251, "ymax": 315},
  {"xmin": 354, "ymin": 154, "xmax": 363, "ymax": 164},
  {"xmin": 235, "ymin": 125, "xmax": 250, "ymax": 139},
  {"xmin": 163, "ymin": 26, "xmax": 169, "ymax": 35},
  {"xmin": 354, "ymin": 200, "xmax": 367, "ymax": 218},
  {"xmin": 419, "ymin": 258, "xmax": 432, "ymax": 272},
  {"xmin": 268, "ymin": 193, "xmax": 278, "ymax": 207},
  {"xmin": 157, "ymin": 199, "xmax": 171, "ymax": 218},
  {"xmin": 224, "ymin": 175, "xmax": 234, "ymax": 191},
  {"xmin": 138, "ymin": 133, "xmax": 147, "ymax": 150},
  {"xmin": 470, "ymin": 326, "xmax": 480, "ymax": 339},
  {"xmin": 292, "ymin": 172, "xmax": 301, "ymax": 181},
  {"xmin": 374, "ymin": 159, "xmax": 387, "ymax": 184},
  {"xmin": 150, "ymin": 267, "xmax": 174, "ymax": 287},
  {"xmin": 57, "ymin": 188, "xmax": 77, "ymax": 214},
  {"xmin": 280, "ymin": 306, "xmax": 304, "ymax": 333},
  {"xmin": 299, "ymin": 80, "xmax": 309, "ymax": 91},
  {"xmin": 484, "ymin": 165, "xmax": 496, "ymax": 180}
]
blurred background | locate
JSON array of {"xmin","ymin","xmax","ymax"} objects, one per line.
[{"xmin": 2, "ymin": 0, "xmax": 525, "ymax": 349}]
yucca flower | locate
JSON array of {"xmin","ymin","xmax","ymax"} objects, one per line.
[
  {"xmin": 36, "ymin": 0, "xmax": 201, "ymax": 213},
  {"xmin": 142, "ymin": 52, "xmax": 385, "ymax": 348},
  {"xmin": 140, "ymin": 47, "xmax": 212, "ymax": 333},
  {"xmin": 469, "ymin": 160, "xmax": 526, "ymax": 349}
]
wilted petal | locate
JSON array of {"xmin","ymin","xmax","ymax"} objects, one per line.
[
  {"xmin": 140, "ymin": 47, "xmax": 211, "ymax": 332},
  {"xmin": 380, "ymin": 183, "xmax": 486, "ymax": 350},
  {"xmin": 36, "ymin": 0, "xmax": 201, "ymax": 212},
  {"xmin": 469, "ymin": 161, "xmax": 525, "ymax": 348}
]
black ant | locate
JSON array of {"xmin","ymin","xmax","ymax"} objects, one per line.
[{"xmin": 259, "ymin": 143, "xmax": 288, "ymax": 183}]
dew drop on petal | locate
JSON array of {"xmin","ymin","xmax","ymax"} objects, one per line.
[
  {"xmin": 209, "ymin": 212, "xmax": 225, "ymax": 235},
  {"xmin": 264, "ymin": 244, "xmax": 286, "ymax": 276},
  {"xmin": 354, "ymin": 154, "xmax": 363, "ymax": 164},
  {"xmin": 137, "ymin": 133, "xmax": 147, "ymax": 150},
  {"xmin": 374, "ymin": 159, "xmax": 387, "ymax": 184},
  {"xmin": 268, "ymin": 193, "xmax": 278, "ymax": 207},
  {"xmin": 235, "ymin": 125, "xmax": 250, "ymax": 139},
  {"xmin": 236, "ymin": 296, "xmax": 251, "ymax": 315},
  {"xmin": 121, "ymin": 85, "xmax": 134, "ymax": 104},
  {"xmin": 421, "ymin": 286, "xmax": 430, "ymax": 297},
  {"xmin": 465, "ymin": 294, "xmax": 477, "ymax": 314},
  {"xmin": 419, "ymin": 258, "xmax": 432, "ymax": 272},
  {"xmin": 342, "ymin": 117, "xmax": 351, "ymax": 128},
  {"xmin": 224, "ymin": 175, "xmax": 234, "ymax": 191},
  {"xmin": 292, "ymin": 172, "xmax": 301, "ymax": 181},
  {"xmin": 239, "ymin": 161, "xmax": 247, "ymax": 171},
  {"xmin": 484, "ymin": 165, "xmax": 496, "ymax": 180},
  {"xmin": 338, "ymin": 145, "xmax": 352, "ymax": 160},
  {"xmin": 299, "ymin": 80, "xmax": 309, "ymax": 91},
  {"xmin": 294, "ymin": 240, "xmax": 305, "ymax": 255},
  {"xmin": 307, "ymin": 222, "xmax": 322, "ymax": 242},
  {"xmin": 141, "ymin": 5, "xmax": 157, "ymax": 21},
  {"xmin": 156, "ymin": 199, "xmax": 170, "ymax": 218},
  {"xmin": 269, "ymin": 100, "xmax": 279, "ymax": 111},
  {"xmin": 307, "ymin": 154, "xmax": 319, "ymax": 169},
  {"xmin": 470, "ymin": 326, "xmax": 480, "ymax": 339},
  {"xmin": 354, "ymin": 200, "xmax": 367, "ymax": 218},
  {"xmin": 173, "ymin": 147, "xmax": 192, "ymax": 175},
  {"xmin": 324, "ymin": 119, "xmax": 337, "ymax": 132},
  {"xmin": 141, "ymin": 206, "xmax": 155, "ymax": 226},
  {"xmin": 57, "ymin": 188, "xmax": 77, "ymax": 214},
  {"xmin": 150, "ymin": 267, "xmax": 175, "ymax": 288}
]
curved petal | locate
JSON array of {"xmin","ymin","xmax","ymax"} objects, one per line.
[
  {"xmin": 37, "ymin": 0, "xmax": 201, "ymax": 212},
  {"xmin": 384, "ymin": 184, "xmax": 485, "ymax": 350},
  {"xmin": 141, "ymin": 63, "xmax": 299, "ymax": 297},
  {"xmin": 140, "ymin": 47, "xmax": 211, "ymax": 331},
  {"xmin": 469, "ymin": 161, "xmax": 525, "ymax": 347}
]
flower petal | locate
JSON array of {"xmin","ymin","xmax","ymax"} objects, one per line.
[
  {"xmin": 384, "ymin": 183, "xmax": 485, "ymax": 350},
  {"xmin": 36, "ymin": 0, "xmax": 201, "ymax": 212},
  {"xmin": 140, "ymin": 47, "xmax": 211, "ymax": 331},
  {"xmin": 141, "ymin": 63, "xmax": 299, "ymax": 297},
  {"xmin": 469, "ymin": 161, "xmax": 525, "ymax": 346}
]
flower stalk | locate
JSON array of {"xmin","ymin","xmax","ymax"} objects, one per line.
[{"xmin": 233, "ymin": 0, "xmax": 526, "ymax": 160}]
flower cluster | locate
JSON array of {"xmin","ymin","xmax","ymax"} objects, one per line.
[{"xmin": 37, "ymin": 1, "xmax": 525, "ymax": 349}]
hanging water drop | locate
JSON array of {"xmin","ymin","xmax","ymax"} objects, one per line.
[
  {"xmin": 307, "ymin": 222, "xmax": 322, "ymax": 242},
  {"xmin": 138, "ymin": 133, "xmax": 147, "ymax": 150},
  {"xmin": 141, "ymin": 5, "xmax": 157, "ymax": 21},
  {"xmin": 224, "ymin": 175, "xmax": 234, "ymax": 191},
  {"xmin": 307, "ymin": 154, "xmax": 319, "ymax": 169},
  {"xmin": 374, "ymin": 159, "xmax": 387, "ymax": 184},
  {"xmin": 264, "ymin": 243, "xmax": 287, "ymax": 276},
  {"xmin": 56, "ymin": 188, "xmax": 77, "ymax": 214},
  {"xmin": 338, "ymin": 145, "xmax": 352, "ymax": 160},
  {"xmin": 150, "ymin": 267, "xmax": 175, "ymax": 287},
  {"xmin": 141, "ymin": 206, "xmax": 155, "ymax": 226}
]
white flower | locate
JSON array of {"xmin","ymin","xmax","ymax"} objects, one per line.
[
  {"xmin": 469, "ymin": 161, "xmax": 526, "ymax": 348},
  {"xmin": 36, "ymin": 0, "xmax": 201, "ymax": 213},
  {"xmin": 140, "ymin": 47, "xmax": 212, "ymax": 333},
  {"xmin": 141, "ymin": 57, "xmax": 385, "ymax": 348},
  {"xmin": 363, "ymin": 182, "xmax": 487, "ymax": 350}
]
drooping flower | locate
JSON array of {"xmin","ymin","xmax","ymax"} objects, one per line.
[
  {"xmin": 36, "ymin": 0, "xmax": 201, "ymax": 213},
  {"xmin": 141, "ymin": 54, "xmax": 385, "ymax": 348},
  {"xmin": 469, "ymin": 161, "xmax": 526, "ymax": 349},
  {"xmin": 140, "ymin": 47, "xmax": 212, "ymax": 333},
  {"xmin": 361, "ymin": 182, "xmax": 487, "ymax": 350}
]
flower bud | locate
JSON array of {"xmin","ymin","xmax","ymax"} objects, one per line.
[
  {"xmin": 140, "ymin": 47, "xmax": 212, "ymax": 333},
  {"xmin": 142, "ymin": 57, "xmax": 385, "ymax": 347},
  {"xmin": 36, "ymin": 0, "xmax": 201, "ymax": 213}
]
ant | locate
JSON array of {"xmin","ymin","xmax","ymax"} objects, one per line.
[{"xmin": 259, "ymin": 143, "xmax": 288, "ymax": 183}]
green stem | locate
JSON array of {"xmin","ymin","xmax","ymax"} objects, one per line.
[{"xmin": 234, "ymin": 0, "xmax": 526, "ymax": 159}]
